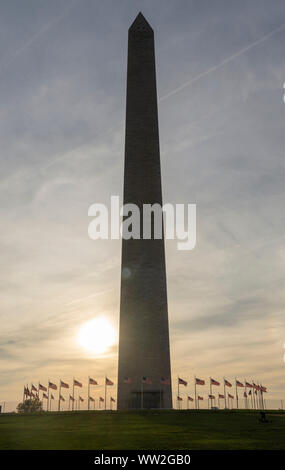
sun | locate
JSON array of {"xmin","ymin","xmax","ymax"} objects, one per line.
[{"xmin": 78, "ymin": 317, "xmax": 116, "ymax": 355}]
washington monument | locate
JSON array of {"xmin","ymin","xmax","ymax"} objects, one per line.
[{"xmin": 117, "ymin": 13, "xmax": 172, "ymax": 410}]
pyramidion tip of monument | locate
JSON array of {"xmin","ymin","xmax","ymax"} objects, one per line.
[{"xmin": 129, "ymin": 12, "xmax": 153, "ymax": 32}]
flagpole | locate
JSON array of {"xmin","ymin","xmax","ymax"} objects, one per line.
[
  {"xmin": 72, "ymin": 377, "xmax": 75, "ymax": 411},
  {"xmin": 104, "ymin": 376, "xmax": 107, "ymax": 410},
  {"xmin": 47, "ymin": 380, "xmax": 50, "ymax": 412},
  {"xmin": 252, "ymin": 381, "xmax": 256, "ymax": 410},
  {"xmin": 22, "ymin": 385, "xmax": 25, "ymax": 404},
  {"xmin": 244, "ymin": 379, "xmax": 248, "ymax": 409},
  {"xmin": 194, "ymin": 376, "xmax": 197, "ymax": 410},
  {"xmin": 209, "ymin": 377, "xmax": 212, "ymax": 409},
  {"xmin": 223, "ymin": 378, "xmax": 226, "ymax": 409},
  {"xmin": 88, "ymin": 376, "xmax": 90, "ymax": 411},
  {"xmin": 259, "ymin": 384, "xmax": 264, "ymax": 410},
  {"xmin": 177, "ymin": 375, "xmax": 180, "ymax": 410},
  {"xmin": 259, "ymin": 383, "xmax": 263, "ymax": 410},
  {"xmin": 235, "ymin": 378, "xmax": 238, "ymax": 409},
  {"xmin": 58, "ymin": 380, "xmax": 61, "ymax": 412}
]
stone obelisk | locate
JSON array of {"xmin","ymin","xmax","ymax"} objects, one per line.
[{"xmin": 117, "ymin": 13, "xmax": 172, "ymax": 410}]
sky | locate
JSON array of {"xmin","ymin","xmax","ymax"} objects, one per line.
[{"xmin": 0, "ymin": 0, "xmax": 285, "ymax": 411}]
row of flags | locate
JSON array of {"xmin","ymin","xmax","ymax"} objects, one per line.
[
  {"xmin": 177, "ymin": 376, "xmax": 268, "ymax": 410},
  {"xmin": 25, "ymin": 377, "xmax": 115, "ymax": 392},
  {"xmin": 23, "ymin": 388, "xmax": 114, "ymax": 404},
  {"xmin": 178, "ymin": 376, "xmax": 267, "ymax": 392},
  {"xmin": 23, "ymin": 377, "xmax": 116, "ymax": 411},
  {"xmin": 23, "ymin": 375, "xmax": 268, "ymax": 411}
]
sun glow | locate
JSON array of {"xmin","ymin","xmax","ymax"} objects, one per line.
[{"xmin": 78, "ymin": 317, "xmax": 116, "ymax": 355}]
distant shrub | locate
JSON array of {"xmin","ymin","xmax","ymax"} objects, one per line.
[{"xmin": 17, "ymin": 398, "xmax": 43, "ymax": 414}]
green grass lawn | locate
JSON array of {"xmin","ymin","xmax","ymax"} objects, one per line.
[{"xmin": 0, "ymin": 410, "xmax": 284, "ymax": 450}]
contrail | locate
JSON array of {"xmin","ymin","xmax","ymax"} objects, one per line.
[
  {"xmin": 159, "ymin": 22, "xmax": 285, "ymax": 102},
  {"xmin": 65, "ymin": 288, "xmax": 115, "ymax": 307},
  {"xmin": 0, "ymin": 0, "xmax": 79, "ymax": 75}
]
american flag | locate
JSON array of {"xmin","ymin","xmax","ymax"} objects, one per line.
[
  {"xmin": 74, "ymin": 379, "xmax": 82, "ymax": 388},
  {"xmin": 43, "ymin": 393, "xmax": 48, "ymax": 399},
  {"xmin": 79, "ymin": 396, "xmax": 84, "ymax": 402},
  {"xmin": 49, "ymin": 382, "xmax": 57, "ymax": 390},
  {"xmin": 224, "ymin": 379, "xmax": 232, "ymax": 387},
  {"xmin": 60, "ymin": 395, "xmax": 65, "ymax": 401},
  {"xmin": 123, "ymin": 376, "xmax": 132, "ymax": 384},
  {"xmin": 261, "ymin": 386, "xmax": 267, "ymax": 392},
  {"xmin": 228, "ymin": 393, "xmax": 234, "ymax": 399},
  {"xmin": 195, "ymin": 378, "xmax": 205, "ymax": 385},
  {"xmin": 60, "ymin": 380, "xmax": 69, "ymax": 389},
  {"xmin": 198, "ymin": 396, "xmax": 203, "ymax": 400},
  {"xmin": 89, "ymin": 396, "xmax": 95, "ymax": 402},
  {"xmin": 178, "ymin": 377, "xmax": 187, "ymax": 386},
  {"xmin": 210, "ymin": 378, "xmax": 220, "ymax": 386},
  {"xmin": 160, "ymin": 377, "xmax": 170, "ymax": 385},
  {"xmin": 31, "ymin": 384, "xmax": 37, "ymax": 392},
  {"xmin": 177, "ymin": 396, "xmax": 183, "ymax": 401},
  {"xmin": 248, "ymin": 390, "xmax": 252, "ymax": 395},
  {"xmin": 245, "ymin": 381, "xmax": 253, "ymax": 388},
  {"xmin": 111, "ymin": 397, "xmax": 116, "ymax": 402},
  {"xmin": 39, "ymin": 384, "xmax": 47, "ymax": 392},
  {"xmin": 142, "ymin": 377, "xmax": 152, "ymax": 385},
  {"xmin": 208, "ymin": 394, "xmax": 215, "ymax": 399},
  {"xmin": 219, "ymin": 394, "xmax": 225, "ymax": 399},
  {"xmin": 236, "ymin": 380, "xmax": 244, "ymax": 388},
  {"xmin": 187, "ymin": 396, "xmax": 194, "ymax": 401},
  {"xmin": 89, "ymin": 378, "xmax": 98, "ymax": 385},
  {"xmin": 99, "ymin": 397, "xmax": 104, "ymax": 402},
  {"xmin": 106, "ymin": 377, "xmax": 114, "ymax": 386},
  {"xmin": 69, "ymin": 395, "xmax": 75, "ymax": 401}
]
